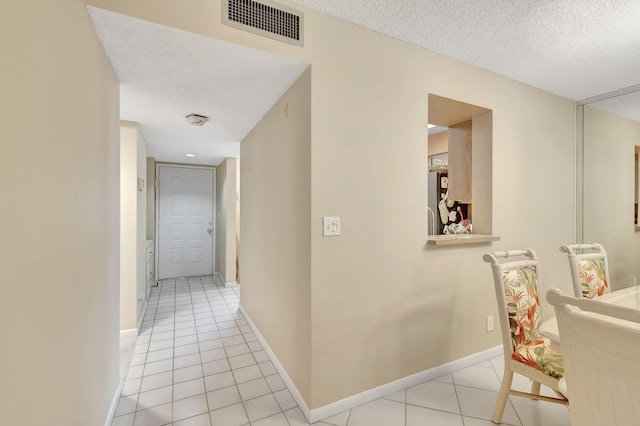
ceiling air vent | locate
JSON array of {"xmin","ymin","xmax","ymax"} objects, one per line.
[{"xmin": 223, "ymin": 0, "xmax": 304, "ymax": 47}]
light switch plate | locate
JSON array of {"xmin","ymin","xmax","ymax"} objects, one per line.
[{"xmin": 323, "ymin": 216, "xmax": 341, "ymax": 236}]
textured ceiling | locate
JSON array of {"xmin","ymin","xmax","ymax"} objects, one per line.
[
  {"xmin": 88, "ymin": 7, "xmax": 308, "ymax": 165},
  {"xmin": 88, "ymin": 2, "xmax": 640, "ymax": 165},
  {"xmin": 289, "ymin": 0, "xmax": 640, "ymax": 101}
]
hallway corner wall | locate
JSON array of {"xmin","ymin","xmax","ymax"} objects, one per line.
[
  {"xmin": 146, "ymin": 157, "xmax": 156, "ymax": 240},
  {"xmin": 120, "ymin": 121, "xmax": 147, "ymax": 331},
  {"xmin": 240, "ymin": 68, "xmax": 312, "ymax": 404},
  {"xmin": 215, "ymin": 158, "xmax": 238, "ymax": 284}
]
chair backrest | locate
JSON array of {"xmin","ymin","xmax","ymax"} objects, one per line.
[
  {"xmin": 483, "ymin": 249, "xmax": 543, "ymax": 360},
  {"xmin": 559, "ymin": 243, "xmax": 610, "ymax": 299},
  {"xmin": 547, "ymin": 289, "xmax": 640, "ymax": 426}
]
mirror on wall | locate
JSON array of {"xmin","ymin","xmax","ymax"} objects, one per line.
[{"xmin": 579, "ymin": 88, "xmax": 640, "ymax": 290}]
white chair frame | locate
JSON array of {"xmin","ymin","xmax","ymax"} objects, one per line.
[
  {"xmin": 559, "ymin": 243, "xmax": 610, "ymax": 298},
  {"xmin": 547, "ymin": 289, "xmax": 640, "ymax": 426},
  {"xmin": 483, "ymin": 249, "xmax": 568, "ymax": 424}
]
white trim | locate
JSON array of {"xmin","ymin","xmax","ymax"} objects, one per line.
[
  {"xmin": 120, "ymin": 328, "xmax": 138, "ymax": 340},
  {"xmin": 104, "ymin": 380, "xmax": 123, "ymax": 426},
  {"xmin": 136, "ymin": 299, "xmax": 148, "ymax": 331},
  {"xmin": 239, "ymin": 302, "xmax": 502, "ymax": 423},
  {"xmin": 239, "ymin": 305, "xmax": 312, "ymax": 421},
  {"xmin": 110, "ymin": 328, "xmax": 138, "ymax": 424},
  {"xmin": 213, "ymin": 272, "xmax": 237, "ymax": 288},
  {"xmin": 308, "ymin": 345, "xmax": 502, "ymax": 423}
]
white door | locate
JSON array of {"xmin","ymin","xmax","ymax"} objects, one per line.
[{"xmin": 158, "ymin": 166, "xmax": 214, "ymax": 279}]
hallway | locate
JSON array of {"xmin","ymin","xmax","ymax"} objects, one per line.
[{"xmin": 112, "ymin": 276, "xmax": 571, "ymax": 426}]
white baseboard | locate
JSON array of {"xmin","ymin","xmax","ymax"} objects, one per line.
[
  {"xmin": 239, "ymin": 304, "xmax": 501, "ymax": 424},
  {"xmin": 136, "ymin": 299, "xmax": 148, "ymax": 332},
  {"xmin": 120, "ymin": 328, "xmax": 138, "ymax": 339},
  {"xmin": 214, "ymin": 271, "xmax": 238, "ymax": 288},
  {"xmin": 239, "ymin": 305, "xmax": 312, "ymax": 421},
  {"xmin": 308, "ymin": 344, "xmax": 502, "ymax": 423},
  {"xmin": 104, "ymin": 380, "xmax": 123, "ymax": 426}
]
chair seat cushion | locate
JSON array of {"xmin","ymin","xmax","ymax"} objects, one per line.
[{"xmin": 512, "ymin": 338, "xmax": 564, "ymax": 379}]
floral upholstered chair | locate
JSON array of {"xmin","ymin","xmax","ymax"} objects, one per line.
[
  {"xmin": 559, "ymin": 243, "xmax": 610, "ymax": 299},
  {"xmin": 483, "ymin": 249, "xmax": 568, "ymax": 423}
]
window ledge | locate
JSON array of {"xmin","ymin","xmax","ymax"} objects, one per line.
[{"xmin": 427, "ymin": 234, "xmax": 501, "ymax": 246}]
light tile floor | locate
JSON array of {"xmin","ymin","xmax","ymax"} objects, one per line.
[{"xmin": 112, "ymin": 275, "xmax": 571, "ymax": 426}]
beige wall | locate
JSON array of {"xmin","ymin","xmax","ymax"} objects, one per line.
[
  {"xmin": 236, "ymin": 157, "xmax": 241, "ymax": 282},
  {"xmin": 428, "ymin": 131, "xmax": 448, "ymax": 156},
  {"xmin": 0, "ymin": 0, "xmax": 120, "ymax": 424},
  {"xmin": 146, "ymin": 157, "xmax": 156, "ymax": 240},
  {"xmin": 582, "ymin": 106, "xmax": 640, "ymax": 289},
  {"xmin": 215, "ymin": 158, "xmax": 238, "ymax": 284},
  {"xmin": 120, "ymin": 121, "xmax": 147, "ymax": 330},
  {"xmin": 305, "ymin": 12, "xmax": 576, "ymax": 407},
  {"xmin": 136, "ymin": 127, "xmax": 148, "ymax": 320},
  {"xmin": 120, "ymin": 123, "xmax": 138, "ymax": 330},
  {"xmin": 241, "ymin": 69, "xmax": 312, "ymax": 402},
  {"xmin": 85, "ymin": 0, "xmax": 578, "ymax": 410},
  {"xmin": 216, "ymin": 161, "xmax": 226, "ymax": 280}
]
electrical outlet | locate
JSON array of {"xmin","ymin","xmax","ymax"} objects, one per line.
[{"xmin": 486, "ymin": 315, "xmax": 494, "ymax": 332}]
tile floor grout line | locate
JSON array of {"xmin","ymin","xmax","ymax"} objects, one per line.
[
  {"xmin": 115, "ymin": 277, "xmax": 569, "ymax": 426},
  {"xmin": 449, "ymin": 367, "xmax": 467, "ymax": 426},
  {"xmin": 404, "ymin": 387, "xmax": 408, "ymax": 426},
  {"xmin": 195, "ymin": 275, "xmax": 215, "ymax": 426},
  {"xmin": 490, "ymin": 359, "xmax": 525, "ymax": 426},
  {"xmin": 209, "ymin": 277, "xmax": 255, "ymax": 425}
]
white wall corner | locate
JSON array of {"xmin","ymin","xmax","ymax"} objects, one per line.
[
  {"xmin": 239, "ymin": 301, "xmax": 502, "ymax": 424},
  {"xmin": 136, "ymin": 299, "xmax": 148, "ymax": 331},
  {"xmin": 239, "ymin": 305, "xmax": 312, "ymax": 421},
  {"xmin": 104, "ymin": 380, "xmax": 123, "ymax": 426}
]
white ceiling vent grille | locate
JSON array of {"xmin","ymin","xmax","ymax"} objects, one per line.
[{"xmin": 223, "ymin": 0, "xmax": 304, "ymax": 47}]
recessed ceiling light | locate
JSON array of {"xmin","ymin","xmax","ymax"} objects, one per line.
[
  {"xmin": 185, "ymin": 153, "xmax": 196, "ymax": 157},
  {"xmin": 427, "ymin": 123, "xmax": 436, "ymax": 129}
]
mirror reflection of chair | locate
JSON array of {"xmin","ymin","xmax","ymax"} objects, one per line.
[
  {"xmin": 483, "ymin": 249, "xmax": 568, "ymax": 424},
  {"xmin": 559, "ymin": 243, "xmax": 610, "ymax": 299},
  {"xmin": 547, "ymin": 289, "xmax": 640, "ymax": 426}
]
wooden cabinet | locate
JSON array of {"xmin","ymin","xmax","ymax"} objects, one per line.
[
  {"xmin": 448, "ymin": 119, "xmax": 472, "ymax": 203},
  {"xmin": 146, "ymin": 239, "xmax": 155, "ymax": 298}
]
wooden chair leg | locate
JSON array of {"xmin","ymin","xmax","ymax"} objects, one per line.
[
  {"xmin": 531, "ymin": 380, "xmax": 541, "ymax": 396},
  {"xmin": 493, "ymin": 368, "xmax": 513, "ymax": 423}
]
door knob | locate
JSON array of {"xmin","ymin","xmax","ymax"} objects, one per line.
[{"xmin": 207, "ymin": 228, "xmax": 213, "ymax": 235}]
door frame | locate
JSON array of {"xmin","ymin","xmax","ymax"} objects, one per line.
[{"xmin": 155, "ymin": 163, "xmax": 217, "ymax": 280}]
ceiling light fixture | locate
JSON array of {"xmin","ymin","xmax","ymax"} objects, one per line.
[
  {"xmin": 185, "ymin": 153, "xmax": 196, "ymax": 157},
  {"xmin": 185, "ymin": 114, "xmax": 210, "ymax": 126}
]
